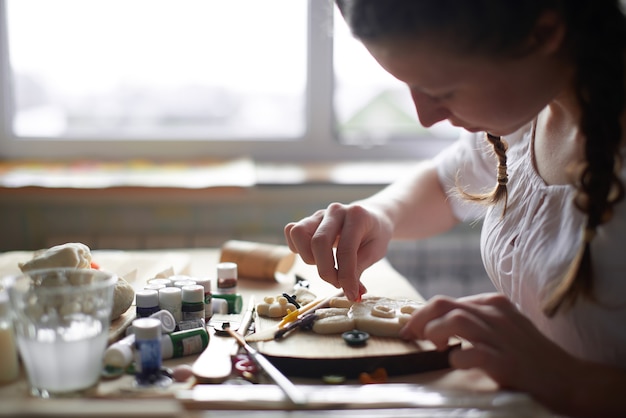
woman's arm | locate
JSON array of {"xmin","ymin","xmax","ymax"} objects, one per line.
[{"xmin": 358, "ymin": 159, "xmax": 459, "ymax": 240}]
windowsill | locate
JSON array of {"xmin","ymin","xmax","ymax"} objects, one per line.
[
  {"xmin": 256, "ymin": 161, "xmax": 418, "ymax": 185},
  {"xmin": 0, "ymin": 158, "xmax": 420, "ymax": 190}
]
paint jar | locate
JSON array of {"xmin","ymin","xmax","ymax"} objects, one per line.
[
  {"xmin": 158, "ymin": 287, "xmax": 182, "ymax": 324},
  {"xmin": 192, "ymin": 277, "xmax": 213, "ymax": 320},
  {"xmin": 144, "ymin": 283, "xmax": 166, "ymax": 292},
  {"xmin": 179, "ymin": 285, "xmax": 205, "ymax": 330},
  {"xmin": 161, "ymin": 327, "xmax": 209, "ymax": 360},
  {"xmin": 216, "ymin": 262, "xmax": 238, "ymax": 294},
  {"xmin": 213, "ymin": 262, "xmax": 242, "ymax": 314},
  {"xmin": 146, "ymin": 278, "xmax": 173, "ymax": 288},
  {"xmin": 133, "ymin": 318, "xmax": 170, "ymax": 387},
  {"xmin": 212, "ymin": 298, "xmax": 229, "ymax": 314},
  {"xmin": 125, "ymin": 309, "xmax": 177, "ymax": 337},
  {"xmin": 150, "ymin": 309, "xmax": 177, "ymax": 333},
  {"xmin": 135, "ymin": 289, "xmax": 160, "ymax": 318},
  {"xmin": 110, "ymin": 310, "xmax": 177, "ymax": 368},
  {"xmin": 104, "ymin": 333, "xmax": 135, "ymax": 368},
  {"xmin": 171, "ymin": 275, "xmax": 196, "ymax": 289},
  {"xmin": 0, "ymin": 291, "xmax": 19, "ymax": 384}
]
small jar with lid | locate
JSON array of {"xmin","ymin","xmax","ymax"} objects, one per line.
[
  {"xmin": 179, "ymin": 285, "xmax": 205, "ymax": 330},
  {"xmin": 144, "ymin": 283, "xmax": 166, "ymax": 292},
  {"xmin": 213, "ymin": 262, "xmax": 243, "ymax": 314},
  {"xmin": 135, "ymin": 289, "xmax": 160, "ymax": 318},
  {"xmin": 158, "ymin": 287, "xmax": 182, "ymax": 324},
  {"xmin": 216, "ymin": 262, "xmax": 238, "ymax": 294},
  {"xmin": 146, "ymin": 278, "xmax": 173, "ymax": 288},
  {"xmin": 192, "ymin": 277, "xmax": 213, "ymax": 320},
  {"xmin": 170, "ymin": 275, "xmax": 196, "ymax": 289},
  {"xmin": 133, "ymin": 317, "xmax": 171, "ymax": 387}
]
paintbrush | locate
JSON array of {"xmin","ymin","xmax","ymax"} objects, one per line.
[{"xmin": 226, "ymin": 327, "xmax": 307, "ymax": 407}]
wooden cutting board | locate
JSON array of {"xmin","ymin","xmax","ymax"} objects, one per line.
[{"xmin": 253, "ymin": 307, "xmax": 460, "ymax": 379}]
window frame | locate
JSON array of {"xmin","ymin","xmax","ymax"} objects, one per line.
[{"xmin": 0, "ymin": 0, "xmax": 452, "ymax": 163}]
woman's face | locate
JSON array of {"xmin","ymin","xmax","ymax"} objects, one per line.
[{"xmin": 362, "ymin": 36, "xmax": 571, "ymax": 136}]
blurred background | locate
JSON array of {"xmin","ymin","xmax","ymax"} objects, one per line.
[{"xmin": 0, "ymin": 0, "xmax": 491, "ymax": 298}]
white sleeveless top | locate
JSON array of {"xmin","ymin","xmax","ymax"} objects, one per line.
[{"xmin": 435, "ymin": 122, "xmax": 626, "ymax": 368}]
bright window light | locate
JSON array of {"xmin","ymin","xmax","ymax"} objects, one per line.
[
  {"xmin": 333, "ymin": 5, "xmax": 460, "ymax": 146},
  {"xmin": 7, "ymin": 0, "xmax": 307, "ymax": 139},
  {"xmin": 0, "ymin": 1, "xmax": 458, "ymax": 161}
]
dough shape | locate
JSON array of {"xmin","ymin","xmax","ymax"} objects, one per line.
[
  {"xmin": 256, "ymin": 295, "xmax": 297, "ymax": 318},
  {"xmin": 111, "ymin": 276, "xmax": 134, "ymax": 320},
  {"xmin": 19, "ymin": 242, "xmax": 92, "ymax": 272},
  {"xmin": 17, "ymin": 242, "xmax": 135, "ymax": 320},
  {"xmin": 312, "ymin": 314, "xmax": 356, "ymax": 334},
  {"xmin": 316, "ymin": 296, "xmax": 423, "ymax": 338}
]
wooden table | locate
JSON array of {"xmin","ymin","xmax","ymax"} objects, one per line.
[{"xmin": 0, "ymin": 248, "xmax": 552, "ymax": 417}]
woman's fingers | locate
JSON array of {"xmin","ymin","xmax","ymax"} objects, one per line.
[
  {"xmin": 285, "ymin": 202, "xmax": 388, "ymax": 300},
  {"xmin": 399, "ymin": 295, "xmax": 463, "ymax": 340},
  {"xmin": 334, "ymin": 205, "xmax": 380, "ymax": 300},
  {"xmin": 421, "ymin": 307, "xmax": 496, "ymax": 351},
  {"xmin": 399, "ymin": 292, "xmax": 584, "ymax": 403},
  {"xmin": 400, "ymin": 293, "xmax": 518, "ymax": 351},
  {"xmin": 310, "ymin": 203, "xmax": 350, "ymax": 287},
  {"xmin": 448, "ymin": 343, "xmax": 500, "ymax": 371}
]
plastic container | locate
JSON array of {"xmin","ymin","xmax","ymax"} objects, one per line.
[
  {"xmin": 135, "ymin": 289, "xmax": 160, "ymax": 318},
  {"xmin": 216, "ymin": 262, "xmax": 238, "ymax": 294},
  {"xmin": 179, "ymin": 285, "xmax": 205, "ymax": 330},
  {"xmin": 150, "ymin": 310, "xmax": 177, "ymax": 333},
  {"xmin": 158, "ymin": 287, "xmax": 182, "ymax": 324},
  {"xmin": 212, "ymin": 292, "xmax": 243, "ymax": 314},
  {"xmin": 171, "ymin": 276, "xmax": 196, "ymax": 289},
  {"xmin": 125, "ymin": 309, "xmax": 177, "ymax": 337},
  {"xmin": 214, "ymin": 262, "xmax": 243, "ymax": 314},
  {"xmin": 192, "ymin": 277, "xmax": 213, "ymax": 320},
  {"xmin": 105, "ymin": 309, "xmax": 182, "ymax": 368},
  {"xmin": 144, "ymin": 283, "xmax": 166, "ymax": 292},
  {"xmin": 104, "ymin": 334, "xmax": 135, "ymax": 368},
  {"xmin": 212, "ymin": 298, "xmax": 229, "ymax": 314},
  {"xmin": 161, "ymin": 327, "xmax": 209, "ymax": 359},
  {"xmin": 146, "ymin": 278, "xmax": 173, "ymax": 288},
  {"xmin": 133, "ymin": 318, "xmax": 163, "ymax": 385}
]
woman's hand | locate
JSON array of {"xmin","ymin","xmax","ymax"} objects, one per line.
[
  {"xmin": 284, "ymin": 202, "xmax": 393, "ymax": 301},
  {"xmin": 399, "ymin": 293, "xmax": 584, "ymax": 414},
  {"xmin": 284, "ymin": 161, "xmax": 457, "ymax": 301}
]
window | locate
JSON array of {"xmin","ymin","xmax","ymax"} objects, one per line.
[
  {"xmin": 0, "ymin": 0, "xmax": 457, "ymax": 162},
  {"xmin": 333, "ymin": 6, "xmax": 458, "ymax": 147}
]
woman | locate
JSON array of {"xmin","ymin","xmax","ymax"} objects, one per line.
[{"xmin": 284, "ymin": 1, "xmax": 626, "ymax": 416}]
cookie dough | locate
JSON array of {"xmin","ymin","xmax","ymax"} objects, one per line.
[
  {"xmin": 110, "ymin": 276, "xmax": 134, "ymax": 320},
  {"xmin": 256, "ymin": 295, "xmax": 297, "ymax": 318},
  {"xmin": 19, "ymin": 242, "xmax": 92, "ymax": 272},
  {"xmin": 312, "ymin": 312, "xmax": 356, "ymax": 334},
  {"xmin": 18, "ymin": 242, "xmax": 135, "ymax": 320},
  {"xmin": 315, "ymin": 296, "xmax": 423, "ymax": 338}
]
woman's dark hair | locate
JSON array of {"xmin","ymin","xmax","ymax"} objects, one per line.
[{"xmin": 336, "ymin": 0, "xmax": 626, "ymax": 316}]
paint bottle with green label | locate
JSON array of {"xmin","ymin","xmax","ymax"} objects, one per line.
[{"xmin": 212, "ymin": 262, "xmax": 243, "ymax": 314}]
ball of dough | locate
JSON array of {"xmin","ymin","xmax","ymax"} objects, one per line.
[
  {"xmin": 256, "ymin": 295, "xmax": 297, "ymax": 318},
  {"xmin": 111, "ymin": 276, "xmax": 134, "ymax": 320},
  {"xmin": 19, "ymin": 242, "xmax": 92, "ymax": 272}
]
